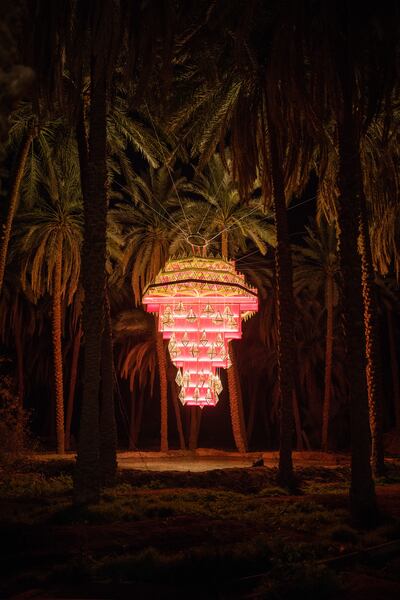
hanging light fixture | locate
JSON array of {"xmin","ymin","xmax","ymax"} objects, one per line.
[{"xmin": 142, "ymin": 255, "xmax": 258, "ymax": 407}]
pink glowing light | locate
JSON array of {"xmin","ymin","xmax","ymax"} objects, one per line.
[{"xmin": 142, "ymin": 256, "xmax": 258, "ymax": 407}]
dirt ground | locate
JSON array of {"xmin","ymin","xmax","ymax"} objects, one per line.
[{"xmin": 1, "ymin": 453, "xmax": 400, "ymax": 599}]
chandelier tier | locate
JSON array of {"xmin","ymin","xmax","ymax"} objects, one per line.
[{"xmin": 142, "ymin": 256, "xmax": 258, "ymax": 407}]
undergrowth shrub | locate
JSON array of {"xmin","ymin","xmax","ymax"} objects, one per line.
[{"xmin": 0, "ymin": 355, "xmax": 33, "ymax": 468}]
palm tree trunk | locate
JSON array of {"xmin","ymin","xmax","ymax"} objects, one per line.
[
  {"xmin": 14, "ymin": 308, "xmax": 24, "ymax": 407},
  {"xmin": 156, "ymin": 330, "xmax": 168, "ymax": 452},
  {"xmin": 168, "ymin": 366, "xmax": 186, "ymax": 450},
  {"xmin": 387, "ymin": 310, "xmax": 400, "ymax": 431},
  {"xmin": 129, "ymin": 390, "xmax": 136, "ymax": 449},
  {"xmin": 99, "ymin": 292, "xmax": 117, "ymax": 486},
  {"xmin": 260, "ymin": 397, "xmax": 271, "ymax": 447},
  {"xmin": 52, "ymin": 235, "xmax": 65, "ymax": 454},
  {"xmin": 246, "ymin": 382, "xmax": 257, "ymax": 443},
  {"xmin": 65, "ymin": 324, "xmax": 81, "ymax": 450},
  {"xmin": 227, "ymin": 342, "xmax": 247, "ymax": 452},
  {"xmin": 221, "ymin": 230, "xmax": 229, "ymax": 258},
  {"xmin": 74, "ymin": 55, "xmax": 108, "ymax": 504},
  {"xmin": 0, "ymin": 131, "xmax": 33, "ymax": 295},
  {"xmin": 336, "ymin": 114, "xmax": 377, "ymax": 524},
  {"xmin": 359, "ymin": 201, "xmax": 385, "ymax": 476},
  {"xmin": 322, "ymin": 274, "xmax": 334, "ymax": 451},
  {"xmin": 267, "ymin": 115, "xmax": 295, "ymax": 489},
  {"xmin": 292, "ymin": 388, "xmax": 303, "ymax": 451},
  {"xmin": 189, "ymin": 406, "xmax": 202, "ymax": 450},
  {"xmin": 134, "ymin": 391, "xmax": 145, "ymax": 447}
]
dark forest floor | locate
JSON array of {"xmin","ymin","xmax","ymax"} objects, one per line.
[{"xmin": 1, "ymin": 455, "xmax": 400, "ymax": 599}]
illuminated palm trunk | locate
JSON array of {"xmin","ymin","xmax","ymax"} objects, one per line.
[
  {"xmin": 14, "ymin": 308, "xmax": 24, "ymax": 407},
  {"xmin": 168, "ymin": 365, "xmax": 186, "ymax": 450},
  {"xmin": 156, "ymin": 330, "xmax": 168, "ymax": 452},
  {"xmin": 130, "ymin": 391, "xmax": 145, "ymax": 449},
  {"xmin": 100, "ymin": 292, "xmax": 117, "ymax": 485},
  {"xmin": 321, "ymin": 273, "xmax": 334, "ymax": 451},
  {"xmin": 0, "ymin": 131, "xmax": 33, "ymax": 295},
  {"xmin": 292, "ymin": 389, "xmax": 303, "ymax": 451},
  {"xmin": 228, "ymin": 342, "xmax": 247, "ymax": 452},
  {"xmin": 387, "ymin": 310, "xmax": 400, "ymax": 432},
  {"xmin": 189, "ymin": 406, "xmax": 202, "ymax": 450},
  {"xmin": 65, "ymin": 324, "xmax": 81, "ymax": 450},
  {"xmin": 359, "ymin": 202, "xmax": 385, "ymax": 476},
  {"xmin": 246, "ymin": 381, "xmax": 258, "ymax": 444},
  {"xmin": 221, "ymin": 230, "xmax": 229, "ymax": 259},
  {"xmin": 336, "ymin": 106, "xmax": 377, "ymax": 524},
  {"xmin": 52, "ymin": 235, "xmax": 65, "ymax": 454}
]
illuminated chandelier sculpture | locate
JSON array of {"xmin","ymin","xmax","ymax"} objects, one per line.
[{"xmin": 142, "ymin": 251, "xmax": 258, "ymax": 407}]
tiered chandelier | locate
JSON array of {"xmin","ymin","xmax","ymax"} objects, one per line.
[{"xmin": 142, "ymin": 254, "xmax": 258, "ymax": 407}]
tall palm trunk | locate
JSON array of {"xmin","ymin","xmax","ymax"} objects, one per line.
[
  {"xmin": 156, "ymin": 330, "xmax": 168, "ymax": 452},
  {"xmin": 227, "ymin": 342, "xmax": 247, "ymax": 452},
  {"xmin": 100, "ymin": 292, "xmax": 117, "ymax": 485},
  {"xmin": 292, "ymin": 389, "xmax": 303, "ymax": 451},
  {"xmin": 65, "ymin": 324, "xmax": 81, "ymax": 450},
  {"xmin": 267, "ymin": 115, "xmax": 295, "ymax": 489},
  {"xmin": 387, "ymin": 310, "xmax": 400, "ymax": 431},
  {"xmin": 321, "ymin": 273, "xmax": 334, "ymax": 451},
  {"xmin": 222, "ymin": 233, "xmax": 247, "ymax": 452},
  {"xmin": 336, "ymin": 112, "xmax": 377, "ymax": 524},
  {"xmin": 0, "ymin": 131, "xmax": 33, "ymax": 295},
  {"xmin": 129, "ymin": 390, "xmax": 136, "ymax": 449},
  {"xmin": 74, "ymin": 56, "xmax": 108, "ymax": 503},
  {"xmin": 189, "ymin": 406, "xmax": 202, "ymax": 450},
  {"xmin": 359, "ymin": 202, "xmax": 385, "ymax": 476},
  {"xmin": 52, "ymin": 235, "xmax": 65, "ymax": 454},
  {"xmin": 134, "ymin": 391, "xmax": 145, "ymax": 447},
  {"xmin": 168, "ymin": 366, "xmax": 186, "ymax": 450},
  {"xmin": 14, "ymin": 308, "xmax": 24, "ymax": 407},
  {"xmin": 246, "ymin": 382, "xmax": 258, "ymax": 443},
  {"xmin": 221, "ymin": 230, "xmax": 229, "ymax": 258}
]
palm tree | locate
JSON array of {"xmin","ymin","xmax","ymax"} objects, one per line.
[
  {"xmin": 114, "ymin": 309, "xmax": 185, "ymax": 452},
  {"xmin": 256, "ymin": 0, "xmax": 400, "ymax": 520},
  {"xmin": 294, "ymin": 221, "xmax": 340, "ymax": 450},
  {"xmin": 63, "ymin": 285, "xmax": 84, "ymax": 451},
  {"xmin": 179, "ymin": 154, "xmax": 275, "ymax": 452},
  {"xmin": 0, "ymin": 103, "xmax": 64, "ymax": 296},
  {"xmin": 374, "ymin": 274, "xmax": 400, "ymax": 433},
  {"xmin": 22, "ymin": 0, "xmax": 185, "ymax": 502},
  {"xmin": 110, "ymin": 166, "xmax": 191, "ymax": 451},
  {"xmin": 0, "ymin": 271, "xmax": 36, "ymax": 407},
  {"xmin": 111, "ymin": 166, "xmax": 190, "ymax": 302},
  {"xmin": 14, "ymin": 144, "xmax": 83, "ymax": 454},
  {"xmin": 169, "ymin": 25, "xmax": 314, "ymax": 486},
  {"xmin": 0, "ymin": 129, "xmax": 33, "ymax": 295},
  {"xmin": 74, "ymin": 49, "xmax": 109, "ymax": 502}
]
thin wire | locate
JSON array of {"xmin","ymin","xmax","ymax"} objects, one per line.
[
  {"xmin": 196, "ymin": 160, "xmax": 231, "ymax": 235},
  {"xmin": 236, "ymin": 248, "xmax": 265, "ymax": 263},
  {"xmin": 116, "ymin": 179, "xmax": 185, "ymax": 235},
  {"xmin": 196, "ymin": 201, "xmax": 213, "ymax": 235},
  {"xmin": 287, "ymin": 195, "xmax": 316, "ymax": 211},
  {"xmin": 219, "ymin": 194, "xmax": 316, "ymax": 245},
  {"xmin": 145, "ymin": 102, "xmax": 192, "ymax": 235},
  {"xmin": 115, "ymin": 180, "xmax": 189, "ymax": 238},
  {"xmin": 115, "ymin": 173, "xmax": 188, "ymax": 235},
  {"xmin": 206, "ymin": 206, "xmax": 261, "ymax": 245}
]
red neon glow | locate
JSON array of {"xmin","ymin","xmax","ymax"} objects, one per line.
[{"xmin": 142, "ymin": 256, "xmax": 258, "ymax": 407}]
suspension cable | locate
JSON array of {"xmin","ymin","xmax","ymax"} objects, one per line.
[{"xmin": 145, "ymin": 102, "xmax": 192, "ymax": 235}]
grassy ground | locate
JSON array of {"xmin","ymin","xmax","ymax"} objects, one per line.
[{"xmin": 1, "ymin": 457, "xmax": 400, "ymax": 599}]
